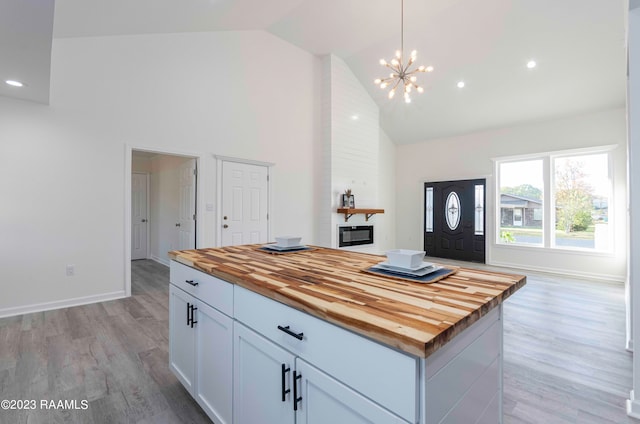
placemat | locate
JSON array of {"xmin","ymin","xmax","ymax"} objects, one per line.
[{"xmin": 362, "ymin": 266, "xmax": 458, "ymax": 284}]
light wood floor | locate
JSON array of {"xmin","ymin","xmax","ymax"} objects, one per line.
[{"xmin": 0, "ymin": 259, "xmax": 637, "ymax": 423}]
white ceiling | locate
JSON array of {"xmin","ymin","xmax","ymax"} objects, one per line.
[{"xmin": 1, "ymin": 0, "xmax": 627, "ymax": 143}]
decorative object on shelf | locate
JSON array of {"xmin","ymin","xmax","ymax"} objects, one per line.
[
  {"xmin": 374, "ymin": 0, "xmax": 434, "ymax": 103},
  {"xmin": 342, "ymin": 189, "xmax": 355, "ymax": 209}
]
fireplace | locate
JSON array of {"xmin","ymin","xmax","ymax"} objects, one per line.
[{"xmin": 338, "ymin": 225, "xmax": 374, "ymax": 247}]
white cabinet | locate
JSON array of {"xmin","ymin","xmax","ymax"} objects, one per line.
[
  {"xmin": 296, "ymin": 359, "xmax": 408, "ymax": 424},
  {"xmin": 233, "ymin": 322, "xmax": 295, "ymax": 424},
  {"xmin": 233, "ymin": 321, "xmax": 407, "ymax": 424},
  {"xmin": 169, "ymin": 262, "xmax": 234, "ymax": 424},
  {"xmin": 169, "ymin": 284, "xmax": 195, "ymax": 391}
]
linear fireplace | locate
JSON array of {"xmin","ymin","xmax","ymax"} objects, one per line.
[{"xmin": 338, "ymin": 225, "xmax": 374, "ymax": 247}]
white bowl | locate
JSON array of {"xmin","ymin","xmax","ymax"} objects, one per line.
[
  {"xmin": 385, "ymin": 249, "xmax": 426, "ymax": 269},
  {"xmin": 275, "ymin": 236, "xmax": 302, "ymax": 247}
]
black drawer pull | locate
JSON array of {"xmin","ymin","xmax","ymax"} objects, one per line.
[
  {"xmin": 190, "ymin": 305, "xmax": 198, "ymax": 328},
  {"xmin": 277, "ymin": 325, "xmax": 304, "ymax": 340},
  {"xmin": 187, "ymin": 302, "xmax": 191, "ymax": 326},
  {"xmin": 281, "ymin": 364, "xmax": 291, "ymax": 401},
  {"xmin": 293, "ymin": 371, "xmax": 302, "ymax": 411},
  {"xmin": 185, "ymin": 280, "xmax": 199, "ymax": 287}
]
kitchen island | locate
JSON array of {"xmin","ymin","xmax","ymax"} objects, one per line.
[{"xmin": 168, "ymin": 245, "xmax": 525, "ymax": 424}]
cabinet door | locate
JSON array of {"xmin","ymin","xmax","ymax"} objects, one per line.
[
  {"xmin": 295, "ymin": 359, "xmax": 408, "ymax": 424},
  {"xmin": 169, "ymin": 285, "xmax": 195, "ymax": 393},
  {"xmin": 194, "ymin": 301, "xmax": 233, "ymax": 424},
  {"xmin": 234, "ymin": 322, "xmax": 296, "ymax": 424}
]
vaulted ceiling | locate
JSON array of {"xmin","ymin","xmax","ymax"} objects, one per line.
[{"xmin": 0, "ymin": 0, "xmax": 627, "ymax": 144}]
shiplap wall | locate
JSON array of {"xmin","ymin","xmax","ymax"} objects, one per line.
[{"xmin": 321, "ymin": 55, "xmax": 394, "ymax": 253}]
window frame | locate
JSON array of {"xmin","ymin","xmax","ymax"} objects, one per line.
[{"xmin": 494, "ymin": 145, "xmax": 615, "ymax": 253}]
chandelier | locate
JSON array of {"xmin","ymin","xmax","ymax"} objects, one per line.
[{"xmin": 374, "ymin": 0, "xmax": 433, "ymax": 103}]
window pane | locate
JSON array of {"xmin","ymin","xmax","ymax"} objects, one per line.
[
  {"xmin": 499, "ymin": 160, "xmax": 543, "ymax": 245},
  {"xmin": 553, "ymin": 154, "xmax": 609, "ymax": 250},
  {"xmin": 425, "ymin": 187, "xmax": 433, "ymax": 233},
  {"xmin": 475, "ymin": 185, "xmax": 484, "ymax": 235}
]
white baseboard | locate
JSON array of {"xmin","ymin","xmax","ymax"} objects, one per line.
[
  {"xmin": 0, "ymin": 290, "xmax": 127, "ymax": 319},
  {"xmin": 488, "ymin": 259, "xmax": 625, "ymax": 283},
  {"xmin": 151, "ymin": 255, "xmax": 170, "ymax": 267},
  {"xmin": 628, "ymin": 391, "xmax": 640, "ymax": 418}
]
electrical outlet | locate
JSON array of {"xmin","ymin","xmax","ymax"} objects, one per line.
[{"xmin": 66, "ymin": 265, "xmax": 75, "ymax": 276}]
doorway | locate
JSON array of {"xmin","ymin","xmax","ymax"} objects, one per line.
[
  {"xmin": 424, "ymin": 179, "xmax": 486, "ymax": 263},
  {"xmin": 131, "ymin": 150, "xmax": 198, "ymax": 264}
]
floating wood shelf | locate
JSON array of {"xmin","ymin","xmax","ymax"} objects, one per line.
[{"xmin": 336, "ymin": 208, "xmax": 385, "ymax": 222}]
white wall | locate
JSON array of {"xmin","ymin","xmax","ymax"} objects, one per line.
[
  {"xmin": 396, "ymin": 108, "xmax": 627, "ymax": 281},
  {"xmin": 0, "ymin": 30, "xmax": 322, "ymax": 316},
  {"xmin": 321, "ymin": 55, "xmax": 395, "ymax": 254},
  {"xmin": 627, "ymin": 4, "xmax": 640, "ymax": 417}
]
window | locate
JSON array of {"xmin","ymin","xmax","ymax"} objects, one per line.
[
  {"xmin": 498, "ymin": 159, "xmax": 544, "ymax": 246},
  {"xmin": 496, "ymin": 148, "xmax": 612, "ymax": 252},
  {"xmin": 553, "ymin": 153, "xmax": 610, "ymax": 250}
]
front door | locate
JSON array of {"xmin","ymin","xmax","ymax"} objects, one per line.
[
  {"xmin": 424, "ymin": 179, "xmax": 485, "ymax": 263},
  {"xmin": 221, "ymin": 161, "xmax": 269, "ymax": 246}
]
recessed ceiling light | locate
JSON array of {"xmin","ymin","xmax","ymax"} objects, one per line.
[
  {"xmin": 5, "ymin": 80, "xmax": 24, "ymax": 87},
  {"xmin": 526, "ymin": 60, "xmax": 537, "ymax": 69},
  {"xmin": 457, "ymin": 81, "xmax": 465, "ymax": 88},
  {"xmin": 351, "ymin": 115, "xmax": 359, "ymax": 120}
]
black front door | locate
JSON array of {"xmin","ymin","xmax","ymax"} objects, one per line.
[{"xmin": 424, "ymin": 179, "xmax": 485, "ymax": 263}]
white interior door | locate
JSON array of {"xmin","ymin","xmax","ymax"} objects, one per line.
[
  {"xmin": 221, "ymin": 161, "xmax": 269, "ymax": 246},
  {"xmin": 178, "ymin": 159, "xmax": 197, "ymax": 249},
  {"xmin": 131, "ymin": 172, "xmax": 148, "ymax": 260}
]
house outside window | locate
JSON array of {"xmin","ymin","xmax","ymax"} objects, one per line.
[{"xmin": 496, "ymin": 148, "xmax": 612, "ymax": 252}]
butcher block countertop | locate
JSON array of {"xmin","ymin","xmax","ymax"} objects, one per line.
[{"xmin": 169, "ymin": 245, "xmax": 526, "ymax": 358}]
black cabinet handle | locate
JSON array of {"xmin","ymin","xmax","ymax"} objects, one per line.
[
  {"xmin": 187, "ymin": 302, "xmax": 191, "ymax": 326},
  {"xmin": 190, "ymin": 305, "xmax": 198, "ymax": 328},
  {"xmin": 277, "ymin": 325, "xmax": 304, "ymax": 340},
  {"xmin": 281, "ymin": 364, "xmax": 291, "ymax": 402},
  {"xmin": 185, "ymin": 280, "xmax": 199, "ymax": 287},
  {"xmin": 293, "ymin": 371, "xmax": 302, "ymax": 411}
]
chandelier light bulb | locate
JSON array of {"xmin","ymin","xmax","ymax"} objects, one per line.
[
  {"xmin": 380, "ymin": 59, "xmax": 387, "ymax": 66},
  {"xmin": 380, "ymin": 82, "xmax": 388, "ymax": 89},
  {"xmin": 388, "ymin": 89, "xmax": 396, "ymax": 99},
  {"xmin": 374, "ymin": 78, "xmax": 382, "ymax": 84},
  {"xmin": 410, "ymin": 76, "xmax": 417, "ymax": 82},
  {"xmin": 395, "ymin": 50, "xmax": 402, "ymax": 59},
  {"xmin": 417, "ymin": 86, "xmax": 424, "ymax": 93}
]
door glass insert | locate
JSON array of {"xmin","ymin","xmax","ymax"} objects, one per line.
[
  {"xmin": 474, "ymin": 185, "xmax": 484, "ymax": 235},
  {"xmin": 445, "ymin": 192, "xmax": 461, "ymax": 231},
  {"xmin": 425, "ymin": 187, "xmax": 434, "ymax": 233}
]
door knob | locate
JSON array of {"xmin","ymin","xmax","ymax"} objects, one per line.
[
  {"xmin": 141, "ymin": 219, "xmax": 147, "ymax": 223},
  {"xmin": 223, "ymin": 224, "xmax": 229, "ymax": 229},
  {"xmin": 175, "ymin": 223, "xmax": 181, "ymax": 227},
  {"xmin": 223, "ymin": 216, "xmax": 228, "ymax": 220}
]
